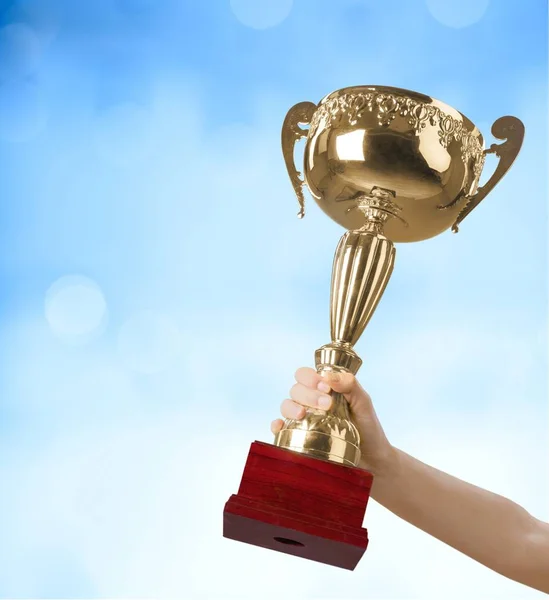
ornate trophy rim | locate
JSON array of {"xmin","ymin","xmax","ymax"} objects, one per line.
[{"xmin": 319, "ymin": 84, "xmax": 483, "ymax": 142}]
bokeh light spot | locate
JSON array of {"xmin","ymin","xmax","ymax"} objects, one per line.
[
  {"xmin": 17, "ymin": 0, "xmax": 61, "ymax": 45},
  {"xmin": 0, "ymin": 23, "xmax": 41, "ymax": 81},
  {"xmin": 45, "ymin": 276, "xmax": 108, "ymax": 342},
  {"xmin": 117, "ymin": 310, "xmax": 183, "ymax": 375},
  {"xmin": 230, "ymin": 0, "xmax": 293, "ymax": 29},
  {"xmin": 426, "ymin": 0, "xmax": 490, "ymax": 28}
]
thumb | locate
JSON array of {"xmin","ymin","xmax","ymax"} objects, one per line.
[
  {"xmin": 321, "ymin": 371, "xmax": 373, "ymax": 415},
  {"xmin": 321, "ymin": 370, "xmax": 392, "ymax": 472}
]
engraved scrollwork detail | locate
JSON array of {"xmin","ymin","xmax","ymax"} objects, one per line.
[
  {"xmin": 406, "ymin": 101, "xmax": 437, "ymax": 132},
  {"xmin": 308, "ymin": 91, "xmax": 484, "ymax": 172},
  {"xmin": 473, "ymin": 150, "xmax": 486, "ymax": 180},
  {"xmin": 438, "ymin": 114, "xmax": 460, "ymax": 147},
  {"xmin": 370, "ymin": 93, "xmax": 400, "ymax": 126},
  {"xmin": 347, "ymin": 94, "xmax": 368, "ymax": 125}
]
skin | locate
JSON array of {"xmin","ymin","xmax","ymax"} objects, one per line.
[{"xmin": 271, "ymin": 367, "xmax": 549, "ymax": 593}]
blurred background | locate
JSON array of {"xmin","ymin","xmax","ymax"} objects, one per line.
[{"xmin": 0, "ymin": 0, "xmax": 547, "ymax": 598}]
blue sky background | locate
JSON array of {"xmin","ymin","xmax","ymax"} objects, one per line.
[{"xmin": 0, "ymin": 0, "xmax": 547, "ymax": 598}]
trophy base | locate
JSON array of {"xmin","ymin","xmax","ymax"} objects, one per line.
[{"xmin": 223, "ymin": 441, "xmax": 373, "ymax": 570}]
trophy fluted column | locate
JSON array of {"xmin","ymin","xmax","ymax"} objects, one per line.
[
  {"xmin": 274, "ymin": 193, "xmax": 397, "ymax": 466},
  {"xmin": 316, "ymin": 226, "xmax": 396, "ymax": 374}
]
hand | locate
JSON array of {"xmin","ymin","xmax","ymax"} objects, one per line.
[{"xmin": 271, "ymin": 367, "xmax": 397, "ymax": 475}]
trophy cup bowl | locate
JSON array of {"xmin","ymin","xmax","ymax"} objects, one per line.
[
  {"xmin": 285, "ymin": 85, "xmax": 524, "ymax": 239},
  {"xmin": 223, "ymin": 85, "xmax": 524, "ymax": 570},
  {"xmin": 301, "ymin": 85, "xmax": 486, "ymax": 242}
]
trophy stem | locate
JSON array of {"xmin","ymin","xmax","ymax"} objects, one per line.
[{"xmin": 275, "ymin": 188, "xmax": 398, "ymax": 466}]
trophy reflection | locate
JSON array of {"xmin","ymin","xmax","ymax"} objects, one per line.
[{"xmin": 224, "ymin": 85, "xmax": 524, "ymax": 570}]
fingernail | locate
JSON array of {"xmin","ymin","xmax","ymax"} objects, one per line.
[
  {"xmin": 317, "ymin": 381, "xmax": 331, "ymax": 393},
  {"xmin": 329, "ymin": 372, "xmax": 341, "ymax": 382},
  {"xmin": 318, "ymin": 395, "xmax": 331, "ymax": 409}
]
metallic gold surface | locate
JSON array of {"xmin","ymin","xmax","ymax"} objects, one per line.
[
  {"xmin": 275, "ymin": 85, "xmax": 524, "ymax": 467},
  {"xmin": 449, "ymin": 116, "xmax": 525, "ymax": 232},
  {"xmin": 281, "ymin": 85, "xmax": 524, "ymax": 242},
  {"xmin": 281, "ymin": 101, "xmax": 317, "ymax": 219}
]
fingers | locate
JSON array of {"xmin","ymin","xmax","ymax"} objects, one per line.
[
  {"xmin": 280, "ymin": 398, "xmax": 306, "ymax": 420},
  {"xmin": 272, "ymin": 367, "xmax": 373, "ymax": 438},
  {"xmin": 269, "ymin": 398, "xmax": 308, "ymax": 436},
  {"xmin": 295, "ymin": 367, "xmax": 373, "ymax": 414},
  {"xmin": 321, "ymin": 371, "xmax": 358, "ymax": 394},
  {"xmin": 294, "ymin": 366, "xmax": 323, "ymax": 389},
  {"xmin": 290, "ymin": 382, "xmax": 332, "ymax": 410},
  {"xmin": 271, "ymin": 419, "xmax": 284, "ymax": 435},
  {"xmin": 295, "ymin": 366, "xmax": 357, "ymax": 396}
]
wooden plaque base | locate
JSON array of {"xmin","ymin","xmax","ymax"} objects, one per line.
[{"xmin": 223, "ymin": 441, "xmax": 373, "ymax": 570}]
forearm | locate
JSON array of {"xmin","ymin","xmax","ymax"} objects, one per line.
[{"xmin": 369, "ymin": 448, "xmax": 549, "ymax": 591}]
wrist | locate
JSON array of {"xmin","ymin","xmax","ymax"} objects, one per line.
[{"xmin": 359, "ymin": 443, "xmax": 401, "ymax": 479}]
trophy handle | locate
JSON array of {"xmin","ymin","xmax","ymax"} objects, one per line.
[
  {"xmin": 452, "ymin": 116, "xmax": 525, "ymax": 233},
  {"xmin": 281, "ymin": 101, "xmax": 317, "ymax": 218}
]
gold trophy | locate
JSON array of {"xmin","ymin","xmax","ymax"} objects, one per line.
[
  {"xmin": 276, "ymin": 85, "xmax": 524, "ymax": 464},
  {"xmin": 223, "ymin": 85, "xmax": 524, "ymax": 570}
]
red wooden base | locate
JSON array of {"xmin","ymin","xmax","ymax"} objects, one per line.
[{"xmin": 223, "ymin": 441, "xmax": 373, "ymax": 570}]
